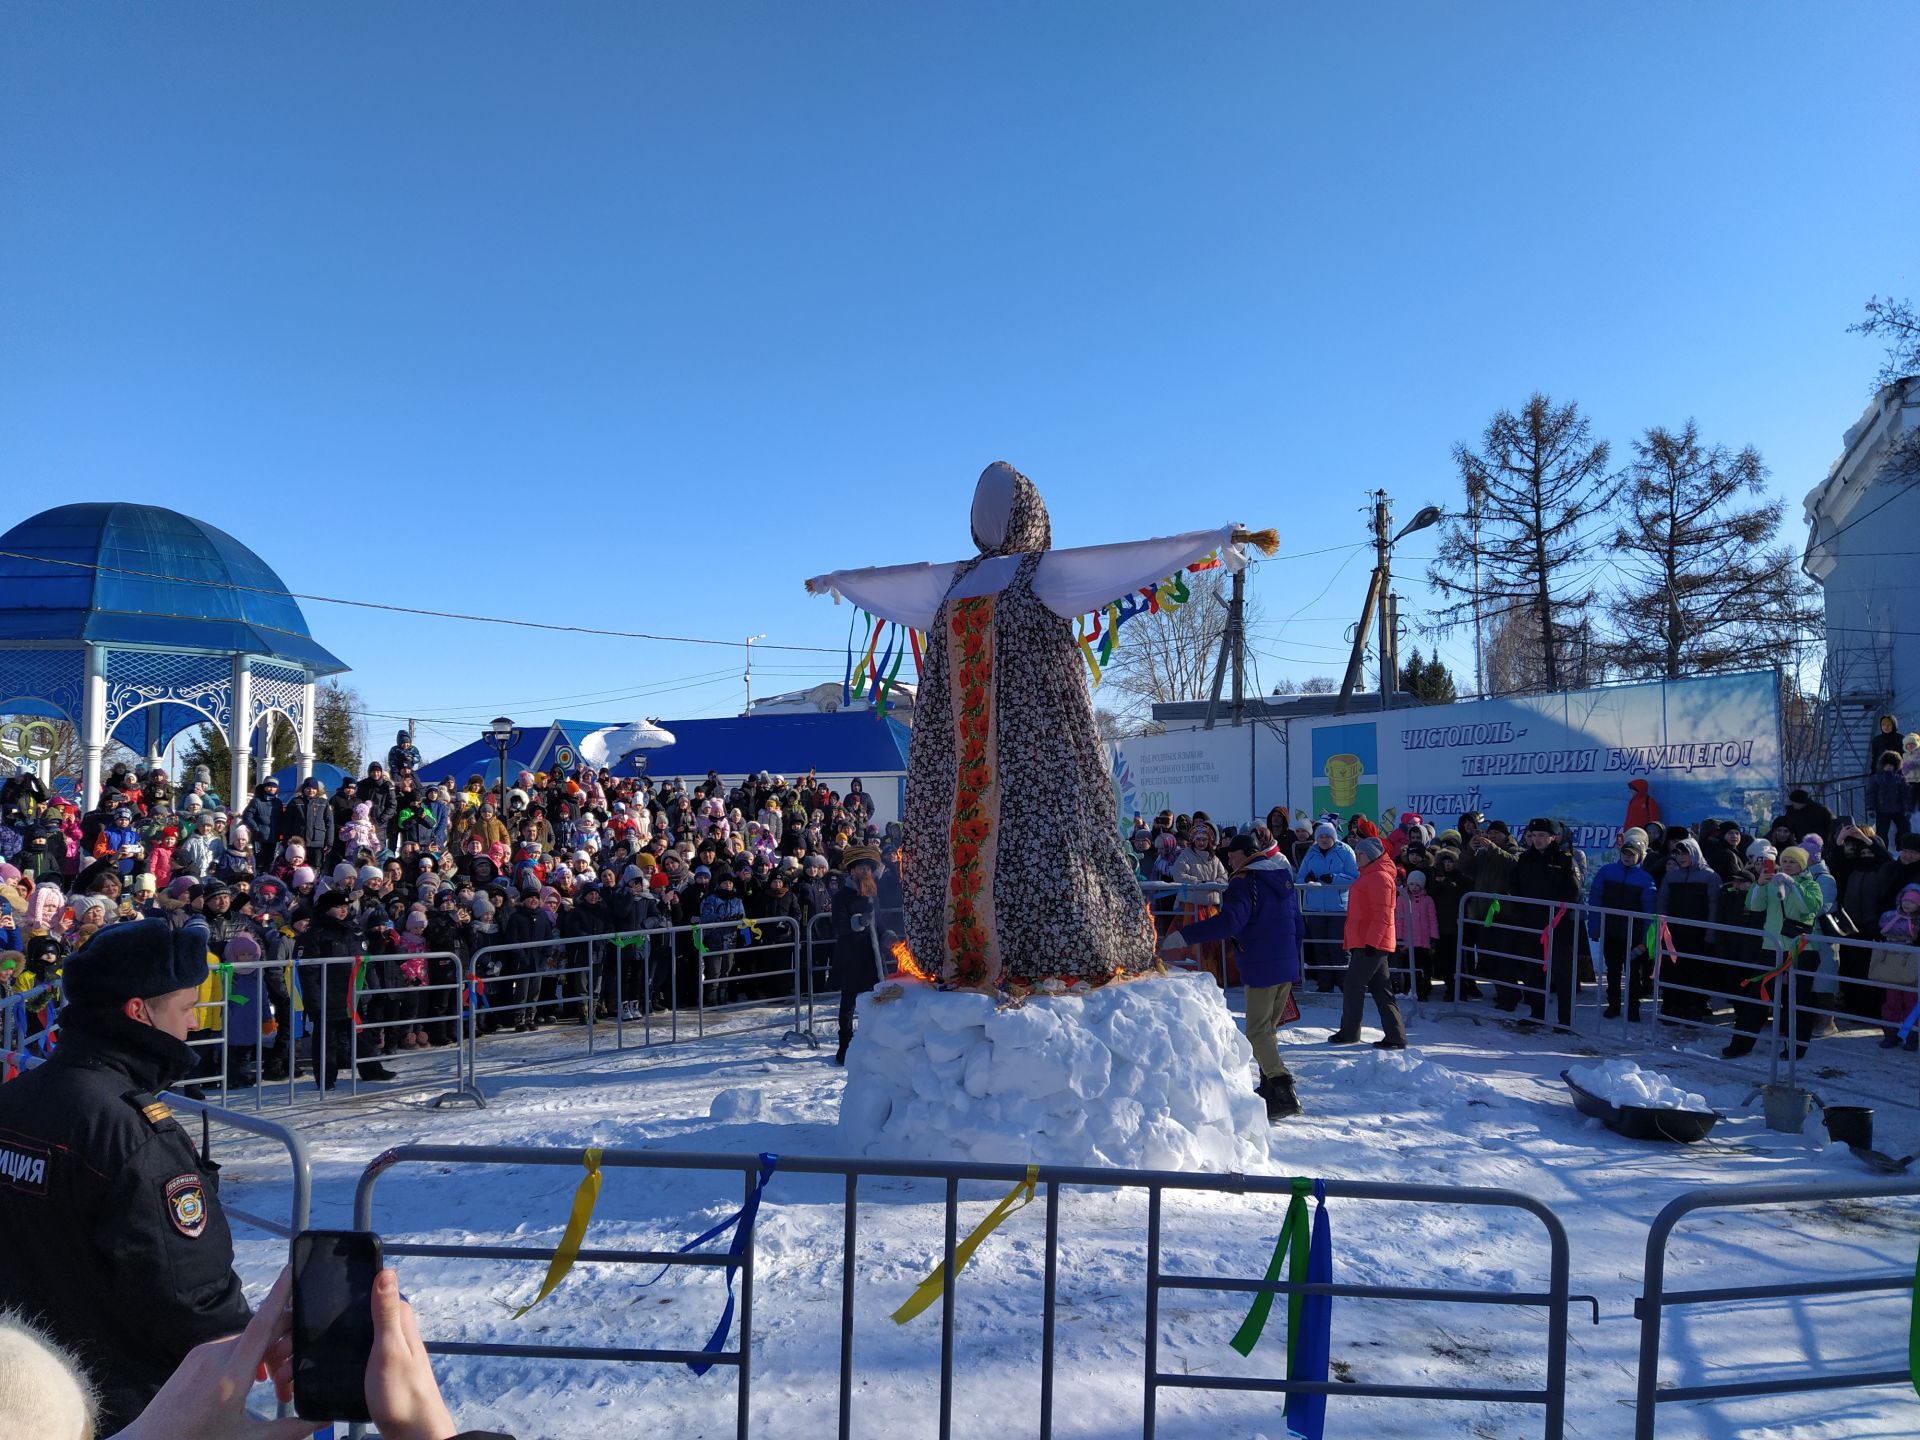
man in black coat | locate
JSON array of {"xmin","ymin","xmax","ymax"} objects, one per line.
[
  {"xmin": 500, "ymin": 888, "xmax": 558, "ymax": 1031},
  {"xmin": 360, "ymin": 763, "xmax": 398, "ymax": 842},
  {"xmin": 831, "ymin": 848, "xmax": 886, "ymax": 1066},
  {"xmin": 281, "ymin": 773, "xmax": 336, "ymax": 855},
  {"xmin": 0, "ymin": 919, "xmax": 252, "ymax": 1433},
  {"xmin": 1506, "ymin": 818, "xmax": 1583, "ymax": 1028},
  {"xmin": 240, "ymin": 779, "xmax": 283, "ymax": 857},
  {"xmin": 295, "ymin": 889, "xmax": 385, "ymax": 1088}
]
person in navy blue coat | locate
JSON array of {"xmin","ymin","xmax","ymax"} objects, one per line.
[{"xmin": 1160, "ymin": 826, "xmax": 1306, "ymax": 1120}]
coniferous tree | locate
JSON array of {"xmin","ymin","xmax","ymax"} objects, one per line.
[
  {"xmin": 1428, "ymin": 393, "xmax": 1616, "ymax": 694},
  {"xmin": 1605, "ymin": 422, "xmax": 1817, "ymax": 678}
]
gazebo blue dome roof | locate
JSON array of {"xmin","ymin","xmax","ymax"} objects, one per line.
[{"xmin": 0, "ymin": 503, "xmax": 345, "ymax": 674}]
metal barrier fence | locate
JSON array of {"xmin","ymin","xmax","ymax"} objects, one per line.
[
  {"xmin": 347, "ymin": 1144, "xmax": 1593, "ymax": 1440},
  {"xmin": 1451, "ymin": 889, "xmax": 1920, "ymax": 1106},
  {"xmin": 1140, "ymin": 879, "xmax": 1425, "ymax": 1004},
  {"xmin": 1632, "ymin": 1176, "xmax": 1920, "ymax": 1439}
]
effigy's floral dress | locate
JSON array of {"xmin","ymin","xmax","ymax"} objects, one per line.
[{"xmin": 807, "ymin": 463, "xmax": 1244, "ymax": 988}]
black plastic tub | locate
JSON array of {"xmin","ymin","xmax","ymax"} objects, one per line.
[
  {"xmin": 1823, "ymin": 1105, "xmax": 1874, "ymax": 1149},
  {"xmin": 1561, "ymin": 1070, "xmax": 1722, "ymax": 1144}
]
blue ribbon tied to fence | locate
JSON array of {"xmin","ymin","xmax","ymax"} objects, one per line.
[
  {"xmin": 1228, "ymin": 1176, "xmax": 1332, "ymax": 1440},
  {"xmin": 634, "ymin": 1152, "xmax": 780, "ymax": 1374}
]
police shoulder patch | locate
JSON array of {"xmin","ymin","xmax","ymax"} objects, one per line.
[
  {"xmin": 164, "ymin": 1173, "xmax": 208, "ymax": 1238},
  {"xmin": 141, "ymin": 1101, "xmax": 172, "ymax": 1126}
]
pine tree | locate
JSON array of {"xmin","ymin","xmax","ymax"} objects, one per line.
[
  {"xmin": 313, "ymin": 682, "xmax": 364, "ymax": 772},
  {"xmin": 1400, "ymin": 648, "xmax": 1458, "ymax": 705},
  {"xmin": 1605, "ymin": 422, "xmax": 1818, "ymax": 678},
  {"xmin": 1428, "ymin": 393, "xmax": 1616, "ymax": 694}
]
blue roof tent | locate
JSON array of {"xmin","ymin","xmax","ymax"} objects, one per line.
[
  {"xmin": 0, "ymin": 503, "xmax": 347, "ymax": 675},
  {"xmin": 607, "ymin": 712, "xmax": 910, "ymax": 781},
  {"xmin": 415, "ymin": 729, "xmax": 551, "ymax": 785},
  {"xmin": 269, "ymin": 761, "xmax": 353, "ymax": 794},
  {"xmin": 419, "ymin": 711, "xmax": 911, "ymax": 785}
]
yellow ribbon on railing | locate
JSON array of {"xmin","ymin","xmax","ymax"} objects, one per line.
[
  {"xmin": 513, "ymin": 1147, "xmax": 604, "ymax": 1318},
  {"xmin": 892, "ymin": 1164, "xmax": 1040, "ymax": 1324}
]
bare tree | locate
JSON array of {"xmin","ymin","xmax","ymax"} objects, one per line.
[
  {"xmin": 1851, "ymin": 295, "xmax": 1920, "ymax": 387},
  {"xmin": 1849, "ymin": 294, "xmax": 1920, "ymax": 481},
  {"xmin": 1428, "ymin": 393, "xmax": 1617, "ymax": 693},
  {"xmin": 1606, "ymin": 422, "xmax": 1820, "ymax": 678},
  {"xmin": 1097, "ymin": 572, "xmax": 1256, "ymax": 726}
]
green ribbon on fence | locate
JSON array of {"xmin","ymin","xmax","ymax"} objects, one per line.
[
  {"xmin": 1482, "ymin": 899, "xmax": 1501, "ymax": 929},
  {"xmin": 1910, "ymin": 1240, "xmax": 1919, "ymax": 1396},
  {"xmin": 213, "ymin": 962, "xmax": 249, "ymax": 1005},
  {"xmin": 1229, "ymin": 1176, "xmax": 1312, "ymax": 1358}
]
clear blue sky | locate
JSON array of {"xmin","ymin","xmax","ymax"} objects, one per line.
[{"xmin": 3, "ymin": 2, "xmax": 1914, "ymax": 760}]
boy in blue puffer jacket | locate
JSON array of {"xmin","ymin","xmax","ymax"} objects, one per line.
[{"xmin": 1160, "ymin": 827, "xmax": 1306, "ymax": 1120}]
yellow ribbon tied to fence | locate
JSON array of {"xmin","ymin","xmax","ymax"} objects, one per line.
[
  {"xmin": 892, "ymin": 1164, "xmax": 1040, "ymax": 1324},
  {"xmin": 514, "ymin": 1147, "xmax": 604, "ymax": 1318}
]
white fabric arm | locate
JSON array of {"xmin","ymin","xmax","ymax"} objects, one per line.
[
  {"xmin": 1031, "ymin": 525, "xmax": 1241, "ymax": 619},
  {"xmin": 804, "ymin": 560, "xmax": 966, "ymax": 631}
]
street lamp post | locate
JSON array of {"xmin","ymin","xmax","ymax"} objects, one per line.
[
  {"xmin": 1337, "ymin": 496, "xmax": 1443, "ymax": 714},
  {"xmin": 744, "ymin": 633, "xmax": 766, "ymax": 714},
  {"xmin": 486, "ymin": 715, "xmax": 522, "ymax": 806}
]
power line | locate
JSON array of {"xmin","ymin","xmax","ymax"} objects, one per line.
[{"xmin": 0, "ymin": 547, "xmax": 842, "ymax": 655}]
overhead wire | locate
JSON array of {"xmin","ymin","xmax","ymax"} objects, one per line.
[{"xmin": 0, "ymin": 546, "xmax": 843, "ymax": 655}]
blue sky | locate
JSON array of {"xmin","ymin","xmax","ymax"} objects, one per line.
[{"xmin": 3, "ymin": 3, "xmax": 1914, "ymax": 761}]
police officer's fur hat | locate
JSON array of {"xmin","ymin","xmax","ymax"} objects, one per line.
[{"xmin": 63, "ymin": 918, "xmax": 209, "ymax": 1007}]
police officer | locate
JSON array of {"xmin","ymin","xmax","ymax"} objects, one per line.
[
  {"xmin": 831, "ymin": 846, "xmax": 886, "ymax": 1066},
  {"xmin": 0, "ymin": 918, "xmax": 250, "ymax": 1433}
]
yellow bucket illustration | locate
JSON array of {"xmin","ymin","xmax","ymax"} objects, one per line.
[{"xmin": 1323, "ymin": 753, "xmax": 1364, "ymax": 807}]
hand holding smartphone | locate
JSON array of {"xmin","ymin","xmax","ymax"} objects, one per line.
[{"xmin": 291, "ymin": 1229, "xmax": 382, "ymax": 1422}]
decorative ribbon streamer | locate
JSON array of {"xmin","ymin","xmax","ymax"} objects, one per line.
[
  {"xmin": 907, "ymin": 626, "xmax": 924, "ymax": 677},
  {"xmin": 893, "ymin": 1165, "xmax": 1040, "ymax": 1325},
  {"xmin": 1644, "ymin": 918, "xmax": 1679, "ymax": 970},
  {"xmin": 631, "ymin": 1153, "xmax": 780, "ymax": 1374},
  {"xmin": 1227, "ymin": 1178, "xmax": 1332, "ymax": 1439},
  {"xmin": 1539, "ymin": 904, "xmax": 1567, "ymax": 969},
  {"xmin": 875, "ymin": 630, "xmax": 908, "ymax": 719},
  {"xmin": 841, "ymin": 608, "xmax": 861, "ymax": 706},
  {"xmin": 1740, "ymin": 936, "xmax": 1807, "ymax": 1004},
  {"xmin": 513, "ymin": 1147, "xmax": 604, "ymax": 1318},
  {"xmin": 347, "ymin": 955, "xmax": 367, "ymax": 1027},
  {"xmin": 213, "ymin": 962, "xmax": 250, "ymax": 1006}
]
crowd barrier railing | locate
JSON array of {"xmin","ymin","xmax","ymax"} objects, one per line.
[
  {"xmin": 1632, "ymin": 1176, "xmax": 1920, "ymax": 1438},
  {"xmin": 345, "ymin": 1144, "xmax": 1594, "ymax": 1440},
  {"xmin": 1450, "ymin": 888, "xmax": 1920, "ymax": 1105},
  {"xmin": 1139, "ymin": 879, "xmax": 1425, "ymax": 1004}
]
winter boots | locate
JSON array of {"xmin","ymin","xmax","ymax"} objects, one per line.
[{"xmin": 1257, "ymin": 1073, "xmax": 1301, "ymax": 1121}]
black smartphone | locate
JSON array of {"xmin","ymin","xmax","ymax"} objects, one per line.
[{"xmin": 290, "ymin": 1229, "xmax": 382, "ymax": 1423}]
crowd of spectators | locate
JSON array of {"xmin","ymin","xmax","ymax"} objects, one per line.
[
  {"xmin": 0, "ymin": 731, "xmax": 900, "ymax": 1087},
  {"xmin": 1128, "ymin": 779, "xmax": 1920, "ymax": 1056}
]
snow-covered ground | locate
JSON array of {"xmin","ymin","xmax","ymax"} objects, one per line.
[{"xmin": 209, "ymin": 993, "xmax": 1920, "ymax": 1439}]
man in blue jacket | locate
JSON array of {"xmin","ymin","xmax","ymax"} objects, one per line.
[{"xmin": 1159, "ymin": 827, "xmax": 1306, "ymax": 1120}]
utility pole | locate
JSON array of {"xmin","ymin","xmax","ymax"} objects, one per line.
[
  {"xmin": 1337, "ymin": 491, "xmax": 1443, "ymax": 715},
  {"xmin": 744, "ymin": 634, "xmax": 766, "ymax": 714},
  {"xmin": 1337, "ymin": 492, "xmax": 1392, "ymax": 714},
  {"xmin": 1202, "ymin": 563, "xmax": 1248, "ymax": 730}
]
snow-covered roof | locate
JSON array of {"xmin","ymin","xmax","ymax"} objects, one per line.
[{"xmin": 1802, "ymin": 376, "xmax": 1920, "ymax": 580}]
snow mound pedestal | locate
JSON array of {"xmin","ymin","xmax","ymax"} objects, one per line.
[{"xmin": 836, "ymin": 971, "xmax": 1271, "ymax": 1171}]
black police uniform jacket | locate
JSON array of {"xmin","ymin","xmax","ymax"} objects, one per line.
[{"xmin": 0, "ymin": 1004, "xmax": 250, "ymax": 1433}]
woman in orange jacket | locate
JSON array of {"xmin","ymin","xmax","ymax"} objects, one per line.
[{"xmin": 1329, "ymin": 833, "xmax": 1407, "ymax": 1048}]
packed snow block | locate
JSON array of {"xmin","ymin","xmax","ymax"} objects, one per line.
[{"xmin": 837, "ymin": 972, "xmax": 1270, "ymax": 1171}]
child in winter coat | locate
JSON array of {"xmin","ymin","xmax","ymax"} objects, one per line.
[
  {"xmin": 1396, "ymin": 870, "xmax": 1439, "ymax": 1000},
  {"xmin": 395, "ymin": 908, "xmax": 431, "ymax": 1049},
  {"xmin": 1870, "ymin": 883, "xmax": 1920, "ymax": 1049},
  {"xmin": 338, "ymin": 802, "xmax": 378, "ymax": 860}
]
